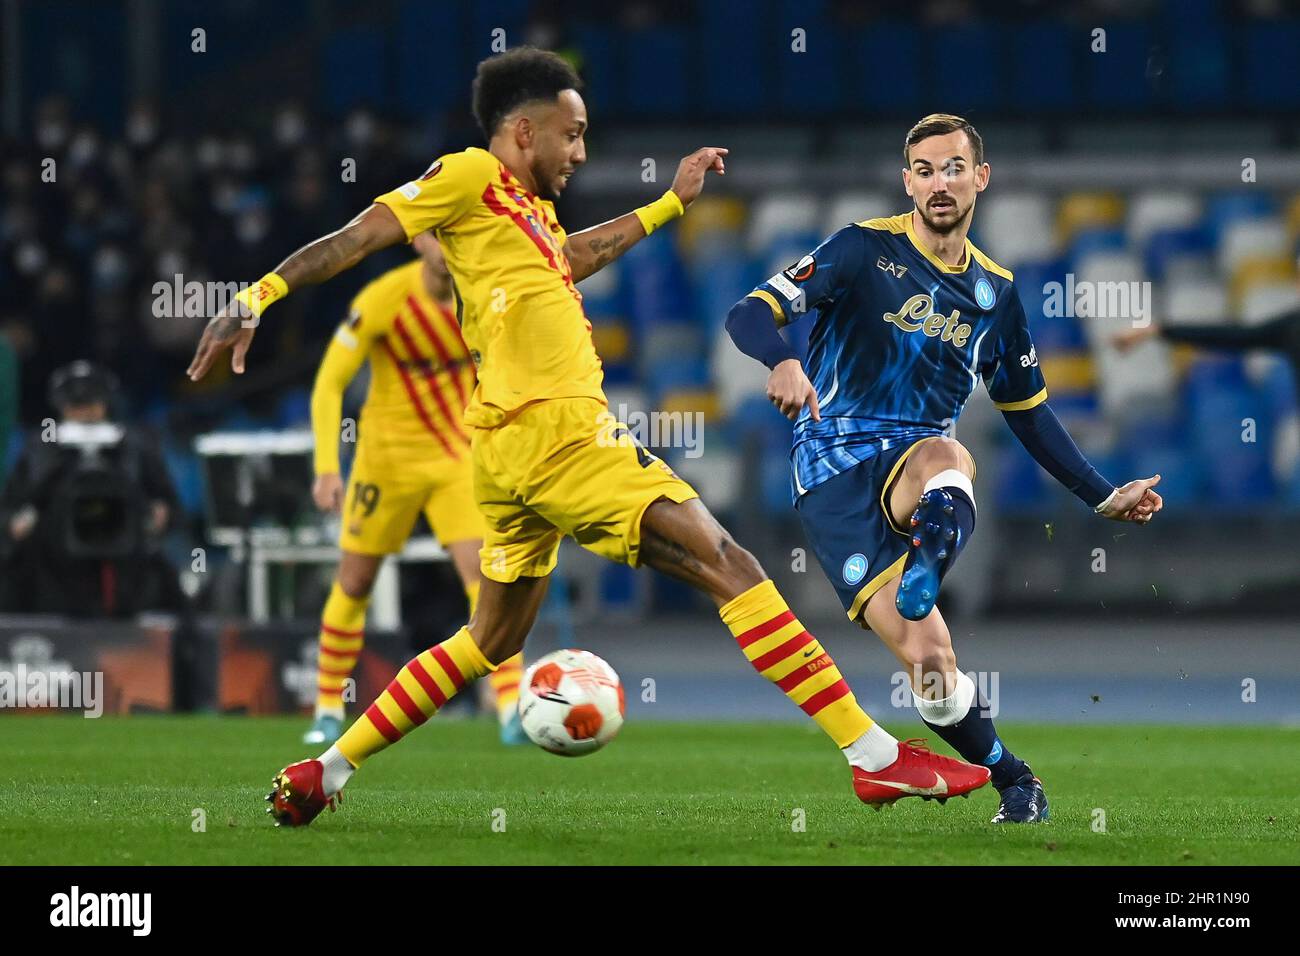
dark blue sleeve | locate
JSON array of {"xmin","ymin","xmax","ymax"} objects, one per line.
[
  {"xmin": 1002, "ymin": 402, "xmax": 1114, "ymax": 508},
  {"xmin": 724, "ymin": 296, "xmax": 799, "ymax": 370}
]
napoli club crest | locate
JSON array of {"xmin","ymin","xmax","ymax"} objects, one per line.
[
  {"xmin": 974, "ymin": 277, "xmax": 995, "ymax": 310},
  {"xmin": 842, "ymin": 553, "xmax": 868, "ymax": 586}
]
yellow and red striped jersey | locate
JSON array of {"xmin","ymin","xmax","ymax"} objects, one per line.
[
  {"xmin": 373, "ymin": 147, "xmax": 604, "ymax": 429},
  {"xmin": 311, "ymin": 259, "xmax": 476, "ymax": 473}
]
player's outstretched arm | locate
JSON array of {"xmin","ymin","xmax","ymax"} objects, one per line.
[
  {"xmin": 1001, "ymin": 402, "xmax": 1162, "ymax": 523},
  {"xmin": 186, "ymin": 203, "xmax": 406, "ymax": 381},
  {"xmin": 564, "ymin": 147, "xmax": 727, "ymax": 282}
]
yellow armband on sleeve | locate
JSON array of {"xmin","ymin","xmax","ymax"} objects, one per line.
[
  {"xmin": 232, "ymin": 272, "xmax": 289, "ymax": 319},
  {"xmin": 633, "ymin": 189, "xmax": 685, "ymax": 237}
]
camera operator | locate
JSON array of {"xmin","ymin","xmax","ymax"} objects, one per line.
[{"xmin": 0, "ymin": 361, "xmax": 183, "ymax": 615}]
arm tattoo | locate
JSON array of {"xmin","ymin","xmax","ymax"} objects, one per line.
[
  {"xmin": 277, "ymin": 226, "xmax": 367, "ymax": 289},
  {"xmin": 584, "ymin": 232, "xmax": 626, "ymax": 275}
]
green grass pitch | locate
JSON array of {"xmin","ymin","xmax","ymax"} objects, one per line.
[{"xmin": 1, "ymin": 716, "xmax": 1297, "ymax": 865}]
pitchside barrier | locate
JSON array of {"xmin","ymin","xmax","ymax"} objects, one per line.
[{"xmin": 0, "ymin": 616, "xmax": 412, "ymax": 716}]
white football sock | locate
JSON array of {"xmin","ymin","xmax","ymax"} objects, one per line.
[
  {"xmin": 842, "ymin": 722, "xmax": 900, "ymax": 772},
  {"xmin": 318, "ymin": 745, "xmax": 356, "ymax": 796},
  {"xmin": 315, "ymin": 703, "xmax": 345, "ymax": 721},
  {"xmin": 912, "ymin": 670, "xmax": 975, "ymax": 727},
  {"xmin": 924, "ymin": 468, "xmax": 975, "ymax": 512}
]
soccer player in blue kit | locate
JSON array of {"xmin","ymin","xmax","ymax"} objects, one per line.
[{"xmin": 725, "ymin": 114, "xmax": 1164, "ymax": 823}]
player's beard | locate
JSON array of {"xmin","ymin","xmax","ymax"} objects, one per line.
[{"xmin": 918, "ymin": 196, "xmax": 974, "ymax": 235}]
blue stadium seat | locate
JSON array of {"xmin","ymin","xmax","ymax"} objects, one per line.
[
  {"xmin": 1203, "ymin": 193, "xmax": 1279, "ymax": 245},
  {"xmin": 621, "ymin": 238, "xmax": 692, "ymax": 334},
  {"xmin": 1067, "ymin": 228, "xmax": 1128, "ymax": 262},
  {"xmin": 275, "ymin": 388, "xmax": 311, "ymax": 429},
  {"xmin": 1144, "ymin": 225, "xmax": 1211, "ymax": 281},
  {"xmin": 1185, "ymin": 360, "xmax": 1276, "ymax": 503}
]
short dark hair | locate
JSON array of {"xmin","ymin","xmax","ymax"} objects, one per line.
[
  {"xmin": 904, "ymin": 113, "xmax": 984, "ymax": 167},
  {"xmin": 471, "ymin": 46, "xmax": 583, "ymax": 139}
]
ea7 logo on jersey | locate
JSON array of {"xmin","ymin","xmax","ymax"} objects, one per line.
[
  {"xmin": 876, "ymin": 256, "xmax": 909, "ymax": 279},
  {"xmin": 783, "ymin": 254, "xmax": 816, "ymax": 282},
  {"xmin": 1020, "ymin": 346, "xmax": 1038, "ymax": 368}
]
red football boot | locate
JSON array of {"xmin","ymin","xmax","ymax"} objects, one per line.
[
  {"xmin": 852, "ymin": 738, "xmax": 992, "ymax": 809},
  {"xmin": 265, "ymin": 759, "xmax": 342, "ymax": 827}
]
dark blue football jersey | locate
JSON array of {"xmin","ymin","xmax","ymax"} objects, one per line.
[{"xmin": 747, "ymin": 212, "xmax": 1047, "ymax": 501}]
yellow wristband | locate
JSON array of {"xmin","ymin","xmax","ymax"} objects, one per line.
[
  {"xmin": 634, "ymin": 189, "xmax": 685, "ymax": 237},
  {"xmin": 232, "ymin": 272, "xmax": 289, "ymax": 319}
]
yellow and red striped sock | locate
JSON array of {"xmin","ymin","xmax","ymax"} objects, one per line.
[
  {"xmin": 315, "ymin": 582, "xmax": 370, "ymax": 718},
  {"xmin": 335, "ymin": 626, "xmax": 495, "ymax": 767},
  {"xmin": 488, "ymin": 653, "xmax": 524, "ymax": 724},
  {"xmin": 722, "ymin": 580, "xmax": 874, "ymax": 747}
]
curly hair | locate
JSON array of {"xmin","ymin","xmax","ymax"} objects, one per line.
[{"xmin": 471, "ymin": 46, "xmax": 583, "ymax": 139}]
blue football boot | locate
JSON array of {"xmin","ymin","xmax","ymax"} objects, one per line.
[
  {"xmin": 896, "ymin": 488, "xmax": 960, "ymax": 621},
  {"xmin": 499, "ymin": 710, "xmax": 530, "ymax": 746},
  {"xmin": 302, "ymin": 714, "xmax": 343, "ymax": 746},
  {"xmin": 991, "ymin": 773, "xmax": 1050, "ymax": 824}
]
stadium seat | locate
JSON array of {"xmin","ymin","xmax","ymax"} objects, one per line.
[
  {"xmin": 1164, "ymin": 278, "xmax": 1230, "ymax": 325},
  {"xmin": 746, "ymin": 193, "xmax": 821, "ymax": 256},
  {"xmin": 1185, "ymin": 361, "xmax": 1276, "ymax": 503},
  {"xmin": 822, "ymin": 192, "xmax": 894, "ymax": 237},
  {"xmin": 1239, "ymin": 281, "xmax": 1300, "ymax": 325},
  {"xmin": 977, "ymin": 192, "xmax": 1056, "ymax": 268},
  {"xmin": 1143, "ymin": 225, "xmax": 1212, "ymax": 282},
  {"xmin": 675, "ymin": 196, "xmax": 747, "ymax": 260},
  {"xmin": 1126, "ymin": 191, "xmax": 1202, "ymax": 247},
  {"xmin": 1068, "ymin": 227, "xmax": 1129, "ymax": 263},
  {"xmin": 1284, "ymin": 194, "xmax": 1300, "ymax": 245},
  {"xmin": 1203, "ymin": 192, "xmax": 1279, "ymax": 245},
  {"xmin": 1229, "ymin": 257, "xmax": 1296, "ymax": 315},
  {"xmin": 710, "ymin": 326, "xmax": 772, "ymax": 417},
  {"xmin": 1218, "ymin": 217, "xmax": 1290, "ymax": 278},
  {"xmin": 1057, "ymin": 193, "xmax": 1126, "ymax": 248}
]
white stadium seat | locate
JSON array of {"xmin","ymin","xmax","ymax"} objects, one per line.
[
  {"xmin": 976, "ymin": 192, "xmax": 1056, "ymax": 267},
  {"xmin": 1126, "ymin": 190, "xmax": 1202, "ymax": 246}
]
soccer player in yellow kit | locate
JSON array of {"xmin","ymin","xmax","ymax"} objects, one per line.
[
  {"xmin": 305, "ymin": 231, "xmax": 526, "ymax": 747},
  {"xmin": 187, "ymin": 47, "xmax": 992, "ymax": 827}
]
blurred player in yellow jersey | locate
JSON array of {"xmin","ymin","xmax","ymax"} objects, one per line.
[
  {"xmin": 304, "ymin": 232, "xmax": 527, "ymax": 747},
  {"xmin": 189, "ymin": 47, "xmax": 992, "ymax": 827}
]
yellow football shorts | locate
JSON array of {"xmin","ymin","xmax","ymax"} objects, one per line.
[
  {"xmin": 472, "ymin": 397, "xmax": 700, "ymax": 582},
  {"xmin": 339, "ymin": 438, "xmax": 484, "ymax": 555}
]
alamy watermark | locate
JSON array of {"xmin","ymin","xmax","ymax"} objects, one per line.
[
  {"xmin": 0, "ymin": 637, "xmax": 103, "ymax": 717},
  {"xmin": 596, "ymin": 405, "xmax": 704, "ymax": 459},
  {"xmin": 1043, "ymin": 274, "xmax": 1151, "ymax": 327}
]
